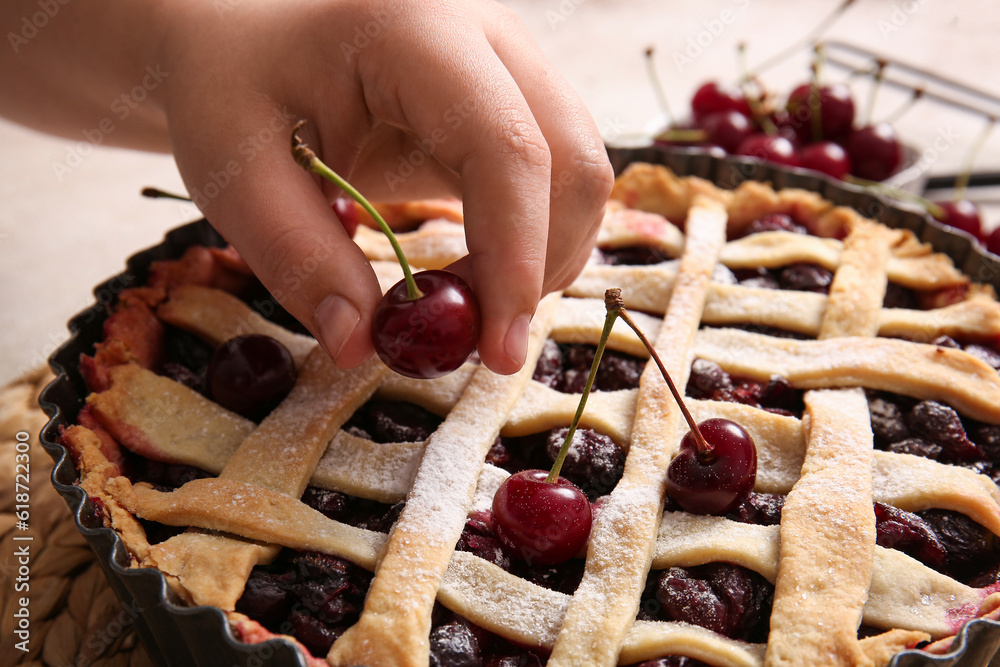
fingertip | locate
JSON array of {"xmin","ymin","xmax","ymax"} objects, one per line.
[
  {"xmin": 478, "ymin": 311, "xmax": 532, "ymax": 376},
  {"xmin": 504, "ymin": 312, "xmax": 531, "ymax": 369},
  {"xmin": 313, "ymin": 293, "xmax": 374, "ymax": 370}
]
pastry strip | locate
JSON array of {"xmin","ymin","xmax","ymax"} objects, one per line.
[
  {"xmin": 765, "ymin": 389, "xmax": 877, "ymax": 667},
  {"xmin": 327, "ymin": 295, "xmax": 560, "ymax": 667},
  {"xmin": 767, "ymin": 220, "xmax": 891, "ymax": 665},
  {"xmin": 548, "ymin": 197, "xmax": 729, "ymax": 666},
  {"xmin": 693, "ymin": 328, "xmax": 1000, "ymax": 424},
  {"xmin": 570, "ymin": 269, "xmax": 1000, "ymax": 341},
  {"xmin": 87, "ymin": 364, "xmax": 1000, "ymax": 537},
  {"xmin": 150, "ymin": 350, "xmax": 386, "ymax": 609},
  {"xmin": 157, "ymin": 284, "xmax": 317, "ymax": 367},
  {"xmin": 503, "ymin": 381, "xmax": 637, "ymax": 449}
]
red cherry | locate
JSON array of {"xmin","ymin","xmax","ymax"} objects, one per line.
[
  {"xmin": 332, "ymin": 197, "xmax": 359, "ymax": 237},
  {"xmin": 798, "ymin": 141, "xmax": 852, "ymax": 180},
  {"xmin": 491, "ymin": 469, "xmax": 592, "ymax": 565},
  {"xmin": 208, "ymin": 334, "xmax": 298, "ymax": 421},
  {"xmin": 933, "ymin": 200, "xmax": 984, "ymax": 241},
  {"xmin": 785, "ymin": 83, "xmax": 855, "ymax": 143},
  {"xmin": 770, "ymin": 111, "xmax": 803, "ymax": 147},
  {"xmin": 736, "ymin": 134, "xmax": 800, "ymax": 167},
  {"xmin": 700, "ymin": 111, "xmax": 754, "ymax": 154},
  {"xmin": 665, "ymin": 418, "xmax": 757, "ymax": 515},
  {"xmin": 691, "ymin": 81, "xmax": 752, "ymax": 123},
  {"xmin": 987, "ymin": 227, "xmax": 1000, "ymax": 256},
  {"xmin": 846, "ymin": 123, "xmax": 903, "ymax": 181},
  {"xmin": 372, "ymin": 270, "xmax": 480, "ymax": 379}
]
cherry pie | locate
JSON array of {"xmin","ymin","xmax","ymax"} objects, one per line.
[{"xmin": 52, "ymin": 162, "xmax": 1000, "ymax": 667}]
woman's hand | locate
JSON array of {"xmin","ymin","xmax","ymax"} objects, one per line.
[{"xmin": 2, "ymin": 0, "xmax": 614, "ymax": 374}]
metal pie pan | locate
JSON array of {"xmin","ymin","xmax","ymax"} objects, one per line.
[{"xmin": 39, "ymin": 144, "xmax": 1000, "ymax": 666}]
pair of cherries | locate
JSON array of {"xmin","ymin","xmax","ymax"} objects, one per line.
[
  {"xmin": 672, "ymin": 80, "xmax": 904, "ymax": 183},
  {"xmin": 491, "ymin": 290, "xmax": 757, "ymax": 565}
]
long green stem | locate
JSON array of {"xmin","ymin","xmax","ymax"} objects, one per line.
[
  {"xmin": 644, "ymin": 47, "xmax": 674, "ymax": 125},
  {"xmin": 547, "ymin": 291, "xmax": 619, "ymax": 483},
  {"xmin": 842, "ymin": 175, "xmax": 946, "ymax": 219},
  {"xmin": 291, "ymin": 120, "xmax": 423, "ymax": 301},
  {"xmin": 953, "ymin": 117, "xmax": 995, "ymax": 202},
  {"xmin": 613, "ymin": 295, "xmax": 712, "ymax": 456}
]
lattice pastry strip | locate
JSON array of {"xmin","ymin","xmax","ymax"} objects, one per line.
[
  {"xmin": 568, "ymin": 266, "xmax": 1000, "ymax": 341},
  {"xmin": 548, "ymin": 196, "xmax": 730, "ymax": 666},
  {"xmin": 327, "ymin": 294, "xmax": 560, "ymax": 667},
  {"xmin": 151, "ymin": 349, "xmax": 387, "ymax": 609},
  {"xmin": 85, "ymin": 364, "xmax": 1000, "ymax": 548}
]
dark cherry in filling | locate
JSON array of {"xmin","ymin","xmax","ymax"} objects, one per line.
[
  {"xmin": 738, "ymin": 213, "xmax": 807, "ymax": 238},
  {"xmin": 630, "ymin": 658, "xmax": 711, "ymax": 667},
  {"xmin": 236, "ymin": 550, "xmax": 372, "ymax": 656},
  {"xmin": 600, "ymin": 245, "xmax": 673, "ymax": 266},
  {"xmin": 732, "ymin": 264, "xmax": 833, "ymax": 294},
  {"xmin": 344, "ymin": 399, "xmax": 443, "ymax": 443},
  {"xmin": 638, "ymin": 562, "xmax": 773, "ymax": 643},
  {"xmin": 533, "ymin": 340, "xmax": 645, "ymax": 394},
  {"xmin": 686, "ymin": 358, "xmax": 804, "ymax": 417}
]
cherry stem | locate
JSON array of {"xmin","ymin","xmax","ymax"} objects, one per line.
[
  {"xmin": 141, "ymin": 187, "xmax": 192, "ymax": 202},
  {"xmin": 605, "ymin": 289, "xmax": 712, "ymax": 458},
  {"xmin": 953, "ymin": 116, "xmax": 995, "ymax": 202},
  {"xmin": 864, "ymin": 59, "xmax": 887, "ymax": 127},
  {"xmin": 881, "ymin": 87, "xmax": 924, "ymax": 125},
  {"xmin": 654, "ymin": 128, "xmax": 708, "ymax": 143},
  {"xmin": 747, "ymin": 0, "xmax": 855, "ymax": 77},
  {"xmin": 644, "ymin": 46, "xmax": 674, "ymax": 125},
  {"xmin": 291, "ymin": 120, "xmax": 424, "ymax": 301},
  {"xmin": 843, "ymin": 175, "xmax": 946, "ymax": 219},
  {"xmin": 546, "ymin": 291, "xmax": 618, "ymax": 484},
  {"xmin": 743, "ymin": 82, "xmax": 777, "ymax": 137},
  {"xmin": 809, "ymin": 62, "xmax": 822, "ymax": 143}
]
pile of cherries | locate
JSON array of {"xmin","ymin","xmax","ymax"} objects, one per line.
[
  {"xmin": 932, "ymin": 199, "xmax": 1000, "ymax": 257},
  {"xmin": 665, "ymin": 82, "xmax": 1000, "ymax": 257},
  {"xmin": 660, "ymin": 79, "xmax": 903, "ymax": 183}
]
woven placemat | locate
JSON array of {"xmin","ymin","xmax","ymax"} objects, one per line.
[{"xmin": 0, "ymin": 367, "xmax": 154, "ymax": 667}]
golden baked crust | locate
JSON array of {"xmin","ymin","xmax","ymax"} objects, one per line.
[{"xmin": 60, "ymin": 163, "xmax": 1000, "ymax": 667}]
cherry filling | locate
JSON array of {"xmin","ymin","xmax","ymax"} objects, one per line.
[
  {"xmin": 160, "ymin": 325, "xmax": 214, "ymax": 393},
  {"xmin": 731, "ymin": 264, "xmax": 834, "ymax": 294},
  {"xmin": 686, "ymin": 358, "xmax": 805, "ymax": 417},
  {"xmin": 630, "ymin": 658, "xmax": 711, "ymax": 667},
  {"xmin": 883, "ymin": 282, "xmax": 970, "ymax": 310},
  {"xmin": 487, "ymin": 428, "xmax": 625, "ymax": 503},
  {"xmin": 638, "ymin": 562, "xmax": 774, "ymax": 643},
  {"xmin": 533, "ymin": 340, "xmax": 645, "ymax": 393},
  {"xmin": 344, "ymin": 399, "xmax": 443, "ymax": 443},
  {"xmin": 236, "ymin": 550, "xmax": 372, "ymax": 656},
  {"xmin": 599, "ymin": 245, "xmax": 673, "ymax": 266}
]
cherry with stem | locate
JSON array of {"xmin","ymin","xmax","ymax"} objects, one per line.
[
  {"xmin": 605, "ymin": 290, "xmax": 757, "ymax": 515},
  {"xmin": 291, "ymin": 121, "xmax": 480, "ymax": 379},
  {"xmin": 491, "ymin": 298, "xmax": 617, "ymax": 565}
]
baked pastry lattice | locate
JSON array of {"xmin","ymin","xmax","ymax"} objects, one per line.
[{"xmin": 58, "ymin": 164, "xmax": 1000, "ymax": 667}]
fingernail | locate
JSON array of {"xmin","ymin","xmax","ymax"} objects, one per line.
[
  {"xmin": 315, "ymin": 294, "xmax": 361, "ymax": 362},
  {"xmin": 504, "ymin": 313, "xmax": 532, "ymax": 368}
]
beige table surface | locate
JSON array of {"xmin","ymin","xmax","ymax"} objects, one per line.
[{"xmin": 2, "ymin": 0, "xmax": 999, "ymax": 383}]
